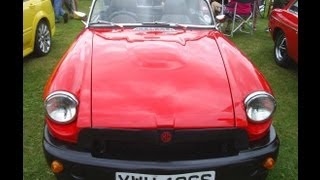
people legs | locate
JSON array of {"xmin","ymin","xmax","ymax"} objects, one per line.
[
  {"xmin": 54, "ymin": 0, "xmax": 68, "ymax": 23},
  {"xmin": 54, "ymin": 0, "xmax": 62, "ymax": 22}
]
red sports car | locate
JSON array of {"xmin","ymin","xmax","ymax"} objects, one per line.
[
  {"xmin": 269, "ymin": 0, "xmax": 298, "ymax": 68},
  {"xmin": 43, "ymin": 0, "xmax": 279, "ymax": 179}
]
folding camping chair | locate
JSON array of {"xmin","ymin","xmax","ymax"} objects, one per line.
[{"xmin": 221, "ymin": 0, "xmax": 256, "ymax": 37}]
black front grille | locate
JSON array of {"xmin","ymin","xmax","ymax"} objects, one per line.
[{"xmin": 78, "ymin": 128, "xmax": 249, "ymax": 161}]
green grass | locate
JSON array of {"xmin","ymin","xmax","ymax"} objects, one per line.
[
  {"xmin": 23, "ymin": 2, "xmax": 297, "ymax": 179},
  {"xmin": 231, "ymin": 20, "xmax": 298, "ymax": 180},
  {"xmin": 23, "ymin": 1, "xmax": 92, "ymax": 180}
]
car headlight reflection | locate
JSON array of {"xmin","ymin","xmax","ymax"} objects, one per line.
[
  {"xmin": 244, "ymin": 91, "xmax": 276, "ymax": 123},
  {"xmin": 44, "ymin": 91, "xmax": 78, "ymax": 124}
]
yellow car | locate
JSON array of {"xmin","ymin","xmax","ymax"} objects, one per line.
[{"xmin": 23, "ymin": 0, "xmax": 55, "ymax": 57}]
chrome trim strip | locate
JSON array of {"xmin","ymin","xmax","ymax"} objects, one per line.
[
  {"xmin": 244, "ymin": 91, "xmax": 277, "ymax": 123},
  {"xmin": 44, "ymin": 91, "xmax": 79, "ymax": 124}
]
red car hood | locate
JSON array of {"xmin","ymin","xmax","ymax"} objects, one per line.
[{"xmin": 91, "ymin": 29, "xmax": 234, "ymax": 129}]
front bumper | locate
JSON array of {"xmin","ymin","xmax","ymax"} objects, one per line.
[{"xmin": 43, "ymin": 125, "xmax": 279, "ymax": 180}]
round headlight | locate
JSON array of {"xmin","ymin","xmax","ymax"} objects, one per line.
[
  {"xmin": 244, "ymin": 91, "xmax": 276, "ymax": 123},
  {"xmin": 44, "ymin": 91, "xmax": 78, "ymax": 124}
]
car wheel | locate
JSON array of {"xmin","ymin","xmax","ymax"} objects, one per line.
[
  {"xmin": 274, "ymin": 31, "xmax": 290, "ymax": 68},
  {"xmin": 34, "ymin": 20, "xmax": 51, "ymax": 56}
]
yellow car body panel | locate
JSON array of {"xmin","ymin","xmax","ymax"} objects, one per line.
[{"xmin": 23, "ymin": 0, "xmax": 55, "ymax": 57}]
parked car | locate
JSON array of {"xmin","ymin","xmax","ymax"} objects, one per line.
[
  {"xmin": 43, "ymin": 0, "xmax": 279, "ymax": 179},
  {"xmin": 269, "ymin": 0, "xmax": 298, "ymax": 68},
  {"xmin": 23, "ymin": 0, "xmax": 55, "ymax": 57}
]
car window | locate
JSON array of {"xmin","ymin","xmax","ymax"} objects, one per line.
[
  {"xmin": 89, "ymin": 0, "xmax": 214, "ymax": 26},
  {"xmin": 289, "ymin": 0, "xmax": 298, "ymax": 15}
]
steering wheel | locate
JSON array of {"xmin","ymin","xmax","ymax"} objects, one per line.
[{"xmin": 107, "ymin": 11, "xmax": 138, "ymax": 23}]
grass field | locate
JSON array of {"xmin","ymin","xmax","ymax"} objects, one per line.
[{"xmin": 23, "ymin": 0, "xmax": 297, "ymax": 179}]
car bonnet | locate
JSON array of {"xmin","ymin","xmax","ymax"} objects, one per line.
[{"xmin": 90, "ymin": 29, "xmax": 235, "ymax": 129}]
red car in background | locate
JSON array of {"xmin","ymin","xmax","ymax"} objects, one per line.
[
  {"xmin": 43, "ymin": 0, "xmax": 279, "ymax": 179},
  {"xmin": 269, "ymin": 0, "xmax": 298, "ymax": 68}
]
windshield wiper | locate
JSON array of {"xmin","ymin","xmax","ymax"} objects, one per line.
[
  {"xmin": 141, "ymin": 21, "xmax": 187, "ymax": 32},
  {"xmin": 141, "ymin": 21, "xmax": 172, "ymax": 26},
  {"xmin": 89, "ymin": 20, "xmax": 124, "ymax": 29}
]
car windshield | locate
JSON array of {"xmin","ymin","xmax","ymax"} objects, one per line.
[{"xmin": 88, "ymin": 0, "xmax": 215, "ymax": 27}]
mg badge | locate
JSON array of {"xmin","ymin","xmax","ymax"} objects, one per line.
[{"xmin": 160, "ymin": 131, "xmax": 172, "ymax": 143}]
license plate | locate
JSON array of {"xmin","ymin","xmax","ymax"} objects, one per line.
[{"xmin": 115, "ymin": 171, "xmax": 215, "ymax": 180}]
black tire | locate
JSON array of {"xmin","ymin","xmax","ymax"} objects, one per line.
[
  {"xmin": 274, "ymin": 30, "xmax": 290, "ymax": 68},
  {"xmin": 34, "ymin": 20, "xmax": 51, "ymax": 56}
]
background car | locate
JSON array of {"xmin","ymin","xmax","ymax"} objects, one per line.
[
  {"xmin": 42, "ymin": 0, "xmax": 279, "ymax": 179},
  {"xmin": 23, "ymin": 0, "xmax": 55, "ymax": 57},
  {"xmin": 269, "ymin": 0, "xmax": 298, "ymax": 68}
]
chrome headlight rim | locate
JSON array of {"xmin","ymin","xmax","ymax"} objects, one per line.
[
  {"xmin": 44, "ymin": 91, "xmax": 79, "ymax": 124},
  {"xmin": 244, "ymin": 91, "xmax": 276, "ymax": 123}
]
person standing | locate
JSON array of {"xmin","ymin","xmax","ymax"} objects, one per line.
[
  {"xmin": 64, "ymin": 0, "xmax": 79, "ymax": 18},
  {"xmin": 53, "ymin": 0, "xmax": 68, "ymax": 23}
]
